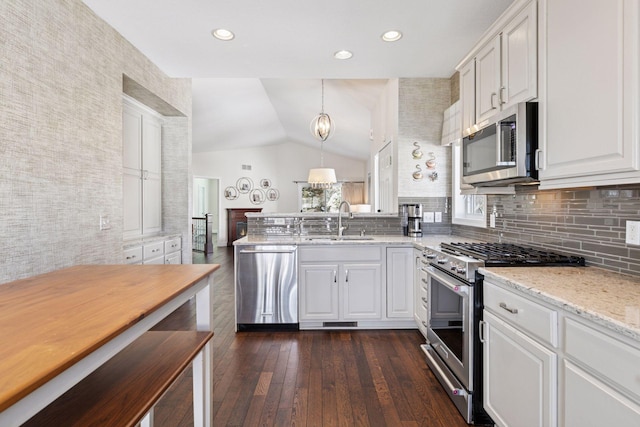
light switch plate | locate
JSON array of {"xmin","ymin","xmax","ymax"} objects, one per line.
[
  {"xmin": 434, "ymin": 212, "xmax": 442, "ymax": 223},
  {"xmin": 626, "ymin": 220, "xmax": 640, "ymax": 245},
  {"xmin": 99, "ymin": 215, "xmax": 111, "ymax": 231}
]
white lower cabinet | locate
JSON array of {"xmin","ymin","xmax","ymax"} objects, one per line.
[
  {"xmin": 483, "ymin": 278, "xmax": 640, "ymax": 427},
  {"xmin": 563, "ymin": 360, "xmax": 640, "ymax": 427},
  {"xmin": 342, "ymin": 263, "xmax": 382, "ymax": 319},
  {"xmin": 123, "ymin": 236, "xmax": 182, "ymax": 265},
  {"xmin": 299, "ymin": 264, "xmax": 339, "ymax": 320},
  {"xmin": 562, "ymin": 316, "xmax": 640, "ymax": 426},
  {"xmin": 483, "ymin": 310, "xmax": 557, "ymax": 427},
  {"xmin": 386, "ymin": 247, "xmax": 413, "ymax": 319}
]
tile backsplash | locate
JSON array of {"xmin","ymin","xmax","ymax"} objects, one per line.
[{"xmin": 453, "ymin": 184, "xmax": 640, "ymax": 276}]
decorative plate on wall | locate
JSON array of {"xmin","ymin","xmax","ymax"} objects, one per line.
[
  {"xmin": 266, "ymin": 188, "xmax": 280, "ymax": 201},
  {"xmin": 260, "ymin": 178, "xmax": 271, "ymax": 189}
]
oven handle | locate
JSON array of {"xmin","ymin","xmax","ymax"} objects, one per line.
[
  {"xmin": 426, "ymin": 266, "xmax": 469, "ymax": 296},
  {"xmin": 421, "ymin": 345, "xmax": 468, "ymax": 398}
]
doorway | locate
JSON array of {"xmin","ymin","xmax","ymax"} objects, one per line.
[{"xmin": 193, "ymin": 177, "xmax": 220, "ymax": 249}]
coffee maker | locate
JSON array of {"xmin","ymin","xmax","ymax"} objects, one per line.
[{"xmin": 401, "ymin": 204, "xmax": 422, "ymax": 237}]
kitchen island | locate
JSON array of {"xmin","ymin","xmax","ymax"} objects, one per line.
[{"xmin": 0, "ymin": 264, "xmax": 218, "ymax": 427}]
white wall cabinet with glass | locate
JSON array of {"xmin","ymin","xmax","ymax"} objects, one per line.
[
  {"xmin": 123, "ymin": 96, "xmax": 163, "ymax": 239},
  {"xmin": 458, "ymin": 0, "xmax": 537, "ymax": 135},
  {"xmin": 537, "ymin": 0, "xmax": 640, "ymax": 189}
]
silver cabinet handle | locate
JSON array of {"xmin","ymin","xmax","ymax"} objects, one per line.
[
  {"xmin": 490, "ymin": 92, "xmax": 498, "ymax": 109},
  {"xmin": 126, "ymin": 255, "xmax": 137, "ymax": 260},
  {"xmin": 422, "ymin": 321, "xmax": 428, "ymax": 327},
  {"xmin": 499, "ymin": 86, "xmax": 506, "ymax": 105},
  {"xmin": 479, "ymin": 320, "xmax": 487, "ymax": 343},
  {"xmin": 421, "ymin": 297, "xmax": 428, "ymax": 303},
  {"xmin": 499, "ymin": 302, "xmax": 518, "ymax": 314},
  {"xmin": 421, "ymin": 278, "xmax": 428, "ymax": 284},
  {"xmin": 333, "ymin": 270, "xmax": 337, "ymax": 283},
  {"xmin": 345, "ymin": 269, "xmax": 349, "ymax": 283},
  {"xmin": 535, "ymin": 149, "xmax": 543, "ymax": 171}
]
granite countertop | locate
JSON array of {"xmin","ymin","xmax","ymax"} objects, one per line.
[
  {"xmin": 480, "ymin": 266, "xmax": 640, "ymax": 343},
  {"xmin": 233, "ymin": 234, "xmax": 459, "ymax": 249}
]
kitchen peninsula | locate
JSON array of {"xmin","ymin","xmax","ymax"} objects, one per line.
[{"xmin": 0, "ymin": 264, "xmax": 218, "ymax": 427}]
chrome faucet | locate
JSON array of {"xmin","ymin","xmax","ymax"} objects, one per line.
[{"xmin": 337, "ymin": 201, "xmax": 352, "ymax": 237}]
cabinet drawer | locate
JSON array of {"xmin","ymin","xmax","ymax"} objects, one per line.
[
  {"xmin": 143, "ymin": 241, "xmax": 164, "ymax": 260},
  {"xmin": 299, "ymin": 245, "xmax": 382, "ymax": 262},
  {"xmin": 165, "ymin": 252, "xmax": 181, "ymax": 265},
  {"xmin": 164, "ymin": 238, "xmax": 181, "ymax": 254},
  {"xmin": 123, "ymin": 246, "xmax": 143, "ymax": 264},
  {"xmin": 484, "ymin": 281, "xmax": 558, "ymax": 347},
  {"xmin": 565, "ymin": 317, "xmax": 640, "ymax": 401}
]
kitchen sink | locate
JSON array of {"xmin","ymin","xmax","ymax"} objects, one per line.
[{"xmin": 303, "ymin": 236, "xmax": 375, "ymax": 241}]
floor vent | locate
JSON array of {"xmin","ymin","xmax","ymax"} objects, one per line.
[{"xmin": 323, "ymin": 321, "xmax": 357, "ymax": 328}]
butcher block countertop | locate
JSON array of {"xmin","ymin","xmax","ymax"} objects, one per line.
[
  {"xmin": 0, "ymin": 264, "xmax": 219, "ymax": 413},
  {"xmin": 480, "ymin": 266, "xmax": 640, "ymax": 343}
]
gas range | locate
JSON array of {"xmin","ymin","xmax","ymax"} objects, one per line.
[{"xmin": 422, "ymin": 242, "xmax": 586, "ymax": 283}]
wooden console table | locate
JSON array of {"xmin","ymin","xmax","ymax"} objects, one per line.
[{"xmin": 0, "ymin": 264, "xmax": 219, "ymax": 427}]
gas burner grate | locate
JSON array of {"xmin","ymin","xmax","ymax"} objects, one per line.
[{"xmin": 441, "ymin": 242, "xmax": 585, "ymax": 267}]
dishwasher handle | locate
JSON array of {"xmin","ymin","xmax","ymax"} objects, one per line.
[{"xmin": 239, "ymin": 249, "xmax": 296, "ymax": 254}]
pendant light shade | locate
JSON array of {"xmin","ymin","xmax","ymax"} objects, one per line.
[{"xmin": 307, "ymin": 167, "xmax": 337, "ymax": 189}]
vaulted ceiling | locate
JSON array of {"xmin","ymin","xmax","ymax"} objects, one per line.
[{"xmin": 83, "ymin": 0, "xmax": 514, "ymax": 160}]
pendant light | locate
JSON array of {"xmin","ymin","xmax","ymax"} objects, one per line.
[{"xmin": 308, "ymin": 79, "xmax": 337, "ymax": 188}]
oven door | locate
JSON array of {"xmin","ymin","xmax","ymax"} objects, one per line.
[{"xmin": 425, "ymin": 265, "xmax": 473, "ymax": 390}]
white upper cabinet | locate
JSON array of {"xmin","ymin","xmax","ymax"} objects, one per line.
[
  {"xmin": 475, "ymin": 35, "xmax": 502, "ymax": 124},
  {"xmin": 123, "ymin": 96, "xmax": 163, "ymax": 238},
  {"xmin": 538, "ymin": 0, "xmax": 640, "ymax": 188},
  {"xmin": 458, "ymin": 0, "xmax": 538, "ymax": 135}
]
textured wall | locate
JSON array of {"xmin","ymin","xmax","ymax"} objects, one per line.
[
  {"xmin": 397, "ymin": 78, "xmax": 451, "ymax": 198},
  {"xmin": 0, "ymin": 0, "xmax": 192, "ymax": 283},
  {"xmin": 453, "ymin": 185, "xmax": 640, "ymax": 277}
]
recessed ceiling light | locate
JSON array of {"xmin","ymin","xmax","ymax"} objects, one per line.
[
  {"xmin": 211, "ymin": 28, "xmax": 235, "ymax": 41},
  {"xmin": 381, "ymin": 30, "xmax": 403, "ymax": 42},
  {"xmin": 334, "ymin": 50, "xmax": 353, "ymax": 60}
]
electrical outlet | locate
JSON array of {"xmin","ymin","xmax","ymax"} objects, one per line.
[
  {"xmin": 434, "ymin": 212, "xmax": 442, "ymax": 223},
  {"xmin": 626, "ymin": 220, "xmax": 640, "ymax": 245},
  {"xmin": 423, "ymin": 212, "xmax": 435, "ymax": 223},
  {"xmin": 99, "ymin": 215, "xmax": 111, "ymax": 231}
]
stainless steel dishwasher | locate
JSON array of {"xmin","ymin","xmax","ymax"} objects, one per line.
[{"xmin": 235, "ymin": 245, "xmax": 298, "ymax": 331}]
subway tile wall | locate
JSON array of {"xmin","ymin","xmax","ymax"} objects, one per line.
[
  {"xmin": 248, "ymin": 215, "xmax": 403, "ymax": 237},
  {"xmin": 453, "ymin": 185, "xmax": 640, "ymax": 277}
]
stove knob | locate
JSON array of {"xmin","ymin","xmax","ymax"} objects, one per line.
[
  {"xmin": 425, "ymin": 251, "xmax": 436, "ymax": 259},
  {"xmin": 457, "ymin": 266, "xmax": 467, "ymax": 274},
  {"xmin": 437, "ymin": 256, "xmax": 447, "ymax": 265},
  {"xmin": 450, "ymin": 262, "xmax": 458, "ymax": 271}
]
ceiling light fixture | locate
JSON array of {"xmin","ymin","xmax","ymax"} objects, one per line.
[
  {"xmin": 211, "ymin": 28, "xmax": 235, "ymax": 41},
  {"xmin": 310, "ymin": 79, "xmax": 334, "ymax": 142},
  {"xmin": 334, "ymin": 50, "xmax": 353, "ymax": 60},
  {"xmin": 381, "ymin": 30, "xmax": 403, "ymax": 42},
  {"xmin": 308, "ymin": 79, "xmax": 337, "ymax": 188}
]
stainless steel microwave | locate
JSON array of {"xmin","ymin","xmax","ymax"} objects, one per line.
[{"xmin": 462, "ymin": 102, "xmax": 538, "ymax": 187}]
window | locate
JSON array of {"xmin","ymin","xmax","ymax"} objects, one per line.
[
  {"xmin": 451, "ymin": 141, "xmax": 487, "ymax": 228},
  {"xmin": 298, "ymin": 184, "xmax": 342, "ymax": 212}
]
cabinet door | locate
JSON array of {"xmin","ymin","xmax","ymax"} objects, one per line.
[
  {"xmin": 501, "ymin": 0, "xmax": 537, "ymax": 108},
  {"xmin": 299, "ymin": 264, "xmax": 339, "ymax": 320},
  {"xmin": 460, "ymin": 60, "xmax": 476, "ymax": 136},
  {"xmin": 142, "ymin": 176, "xmax": 162, "ymax": 235},
  {"xmin": 386, "ymin": 247, "xmax": 413, "ymax": 318},
  {"xmin": 123, "ymin": 170, "xmax": 142, "ymax": 239},
  {"xmin": 475, "ymin": 35, "xmax": 501, "ymax": 124},
  {"xmin": 143, "ymin": 117, "xmax": 162, "ymax": 177},
  {"xmin": 483, "ymin": 310, "xmax": 557, "ymax": 427},
  {"xmin": 343, "ymin": 263, "xmax": 381, "ymax": 319},
  {"xmin": 539, "ymin": 0, "xmax": 640, "ymax": 186},
  {"xmin": 563, "ymin": 360, "xmax": 640, "ymax": 427},
  {"xmin": 377, "ymin": 142, "xmax": 394, "ymax": 213},
  {"xmin": 123, "ymin": 104, "xmax": 142, "ymax": 172}
]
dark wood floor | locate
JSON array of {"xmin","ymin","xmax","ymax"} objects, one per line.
[{"xmin": 152, "ymin": 247, "xmax": 469, "ymax": 427}]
